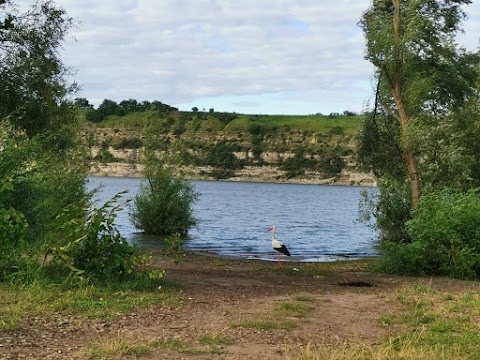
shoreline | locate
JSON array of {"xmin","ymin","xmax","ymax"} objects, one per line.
[{"xmin": 89, "ymin": 162, "xmax": 377, "ymax": 187}]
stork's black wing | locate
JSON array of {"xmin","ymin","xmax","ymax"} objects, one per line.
[{"xmin": 274, "ymin": 244, "xmax": 291, "ymax": 256}]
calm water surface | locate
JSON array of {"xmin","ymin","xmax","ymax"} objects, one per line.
[{"xmin": 87, "ymin": 177, "xmax": 379, "ymax": 262}]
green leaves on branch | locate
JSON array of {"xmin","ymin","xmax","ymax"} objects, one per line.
[
  {"xmin": 379, "ymin": 190, "xmax": 480, "ymax": 279},
  {"xmin": 130, "ymin": 160, "xmax": 198, "ymax": 236},
  {"xmin": 47, "ymin": 192, "xmax": 150, "ymax": 283},
  {"xmin": 359, "ymin": 1, "xmax": 480, "ymax": 280}
]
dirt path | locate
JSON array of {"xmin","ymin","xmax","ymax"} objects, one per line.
[{"xmin": 1, "ymin": 255, "xmax": 475, "ymax": 360}]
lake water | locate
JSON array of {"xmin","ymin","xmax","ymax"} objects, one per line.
[{"xmin": 87, "ymin": 177, "xmax": 379, "ymax": 262}]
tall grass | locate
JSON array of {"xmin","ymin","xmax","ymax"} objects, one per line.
[{"xmin": 291, "ymin": 285, "xmax": 480, "ymax": 360}]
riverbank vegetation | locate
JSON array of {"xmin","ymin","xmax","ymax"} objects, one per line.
[
  {"xmin": 1, "ymin": 0, "xmax": 480, "ymax": 358},
  {"xmin": 0, "ymin": 1, "xmax": 160, "ymax": 288},
  {"xmin": 357, "ymin": 0, "xmax": 480, "ymax": 279}
]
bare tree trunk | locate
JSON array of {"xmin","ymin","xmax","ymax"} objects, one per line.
[{"xmin": 392, "ymin": 0, "xmax": 421, "ymax": 207}]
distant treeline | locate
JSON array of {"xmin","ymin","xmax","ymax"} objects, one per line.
[
  {"xmin": 75, "ymin": 98, "xmax": 178, "ymax": 123},
  {"xmin": 75, "ymin": 97, "xmax": 360, "ymax": 123}
]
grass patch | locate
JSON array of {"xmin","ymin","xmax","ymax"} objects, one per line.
[
  {"xmin": 231, "ymin": 318, "xmax": 296, "ymax": 331},
  {"xmin": 224, "ymin": 114, "xmax": 364, "ymax": 134},
  {"xmin": 293, "ymin": 285, "xmax": 480, "ymax": 360},
  {"xmin": 198, "ymin": 334, "xmax": 230, "ymax": 346},
  {"xmin": 231, "ymin": 298, "xmax": 313, "ymax": 332},
  {"xmin": 275, "ymin": 302, "xmax": 312, "ymax": 318},
  {"xmin": 0, "ymin": 279, "xmax": 178, "ymax": 328},
  {"xmin": 294, "ymin": 294, "xmax": 316, "ymax": 302},
  {"xmin": 81, "ymin": 334, "xmax": 152, "ymax": 358},
  {"xmin": 288, "ymin": 335, "xmax": 469, "ymax": 360},
  {"xmin": 81, "ymin": 336, "xmax": 191, "ymax": 359},
  {"xmin": 82, "ymin": 335, "xmax": 229, "ymax": 358}
]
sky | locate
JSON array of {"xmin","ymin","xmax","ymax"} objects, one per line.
[{"xmin": 48, "ymin": 0, "xmax": 480, "ymax": 115}]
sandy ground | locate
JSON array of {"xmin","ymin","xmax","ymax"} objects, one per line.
[{"xmin": 1, "ymin": 255, "xmax": 476, "ymax": 360}]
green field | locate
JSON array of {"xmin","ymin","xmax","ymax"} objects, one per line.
[
  {"xmin": 224, "ymin": 114, "xmax": 363, "ymax": 134},
  {"xmin": 84, "ymin": 110, "xmax": 364, "ymax": 135}
]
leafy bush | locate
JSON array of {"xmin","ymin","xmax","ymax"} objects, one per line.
[
  {"xmin": 359, "ymin": 177, "xmax": 411, "ymax": 242},
  {"xmin": 94, "ymin": 148, "xmax": 117, "ymax": 163},
  {"xmin": 378, "ymin": 190, "xmax": 480, "ymax": 279},
  {"xmin": 130, "ymin": 162, "xmax": 198, "ymax": 235},
  {"xmin": 318, "ymin": 153, "xmax": 345, "ymax": 177},
  {"xmin": 204, "ymin": 141, "xmax": 244, "ymax": 170},
  {"xmin": 162, "ymin": 233, "xmax": 186, "ymax": 263},
  {"xmin": 279, "ymin": 148, "xmax": 316, "ymax": 177},
  {"xmin": 49, "ymin": 193, "xmax": 148, "ymax": 282},
  {"xmin": 0, "ymin": 177, "xmax": 29, "ymax": 281},
  {"xmin": 112, "ymin": 137, "xmax": 144, "ymax": 149}
]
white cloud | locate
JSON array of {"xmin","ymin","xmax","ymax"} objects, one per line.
[{"xmin": 54, "ymin": 0, "xmax": 480, "ymax": 114}]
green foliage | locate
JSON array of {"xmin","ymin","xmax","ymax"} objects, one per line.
[
  {"xmin": 204, "ymin": 141, "xmax": 244, "ymax": 170},
  {"xmin": 12, "ymin": 157, "xmax": 88, "ymax": 243},
  {"xmin": 162, "ymin": 233, "xmax": 186, "ymax": 263},
  {"xmin": 358, "ymin": 0, "xmax": 480, "ymax": 259},
  {"xmin": 280, "ymin": 150, "xmax": 314, "ymax": 178},
  {"xmin": 130, "ymin": 160, "xmax": 198, "ymax": 235},
  {"xmin": 225, "ymin": 114, "xmax": 363, "ymax": 134},
  {"xmin": 0, "ymin": 3, "xmax": 151, "ymax": 287},
  {"xmin": 0, "ymin": 1, "xmax": 77, "ymax": 137},
  {"xmin": 320, "ymin": 153, "xmax": 345, "ymax": 177},
  {"xmin": 378, "ymin": 190, "xmax": 480, "ymax": 279},
  {"xmin": 112, "ymin": 137, "xmax": 144, "ymax": 150},
  {"xmin": 94, "ymin": 148, "xmax": 117, "ymax": 163},
  {"xmin": 356, "ymin": 113, "xmax": 405, "ymax": 179},
  {"xmin": 0, "ymin": 176, "xmax": 29, "ymax": 281},
  {"xmin": 280, "ymin": 148, "xmax": 345, "ymax": 179},
  {"xmin": 360, "ymin": 177, "xmax": 411, "ymax": 242},
  {"xmin": 85, "ymin": 99, "xmax": 178, "ymax": 123},
  {"xmin": 48, "ymin": 193, "xmax": 149, "ymax": 282}
]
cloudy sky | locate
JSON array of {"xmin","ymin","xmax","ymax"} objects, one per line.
[{"xmin": 52, "ymin": 0, "xmax": 480, "ymax": 115}]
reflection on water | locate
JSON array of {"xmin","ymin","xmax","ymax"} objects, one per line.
[{"xmin": 87, "ymin": 177, "xmax": 379, "ymax": 262}]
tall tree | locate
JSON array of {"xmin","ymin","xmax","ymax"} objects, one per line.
[
  {"xmin": 360, "ymin": 0, "xmax": 479, "ymax": 207},
  {"xmin": 0, "ymin": 0, "xmax": 88, "ymax": 244}
]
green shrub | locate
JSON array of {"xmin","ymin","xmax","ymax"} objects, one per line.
[
  {"xmin": 318, "ymin": 153, "xmax": 345, "ymax": 177},
  {"xmin": 112, "ymin": 137, "xmax": 144, "ymax": 149},
  {"xmin": 204, "ymin": 141, "xmax": 244, "ymax": 170},
  {"xmin": 0, "ymin": 177, "xmax": 29, "ymax": 281},
  {"xmin": 130, "ymin": 162, "xmax": 198, "ymax": 235},
  {"xmin": 279, "ymin": 148, "xmax": 316, "ymax": 177},
  {"xmin": 49, "ymin": 193, "xmax": 147, "ymax": 282},
  {"xmin": 378, "ymin": 190, "xmax": 480, "ymax": 279},
  {"xmin": 360, "ymin": 177, "xmax": 411, "ymax": 242},
  {"xmin": 94, "ymin": 149, "xmax": 117, "ymax": 163},
  {"xmin": 162, "ymin": 233, "xmax": 186, "ymax": 263}
]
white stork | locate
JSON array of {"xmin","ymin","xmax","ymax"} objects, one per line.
[{"xmin": 265, "ymin": 226, "xmax": 291, "ymax": 266}]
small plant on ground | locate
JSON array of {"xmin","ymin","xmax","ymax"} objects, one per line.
[
  {"xmin": 162, "ymin": 233, "xmax": 186, "ymax": 262},
  {"xmin": 275, "ymin": 301, "xmax": 312, "ymax": 318}
]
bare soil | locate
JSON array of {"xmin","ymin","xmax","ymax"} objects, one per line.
[{"xmin": 1, "ymin": 255, "xmax": 477, "ymax": 360}]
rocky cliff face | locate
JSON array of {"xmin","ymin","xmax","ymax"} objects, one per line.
[{"xmin": 87, "ymin": 128, "xmax": 376, "ymax": 186}]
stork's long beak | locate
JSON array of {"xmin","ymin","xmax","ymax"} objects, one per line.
[{"xmin": 265, "ymin": 227, "xmax": 272, "ymax": 233}]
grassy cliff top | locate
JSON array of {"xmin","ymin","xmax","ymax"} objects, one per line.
[{"xmin": 83, "ymin": 110, "xmax": 364, "ymax": 136}]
